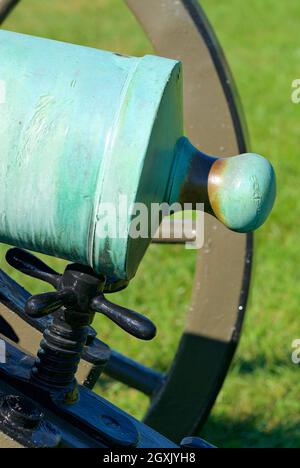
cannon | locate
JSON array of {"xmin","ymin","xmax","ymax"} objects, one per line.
[{"xmin": 0, "ymin": 0, "xmax": 276, "ymax": 448}]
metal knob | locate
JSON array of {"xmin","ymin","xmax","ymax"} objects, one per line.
[{"xmin": 169, "ymin": 137, "xmax": 276, "ymax": 233}]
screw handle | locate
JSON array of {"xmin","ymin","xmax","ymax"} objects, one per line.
[
  {"xmin": 7, "ymin": 248, "xmax": 156, "ymax": 342},
  {"xmin": 26, "ymin": 290, "xmax": 75, "ymax": 318},
  {"xmin": 6, "ymin": 248, "xmax": 61, "ymax": 288},
  {"xmin": 91, "ymin": 295, "xmax": 156, "ymax": 341}
]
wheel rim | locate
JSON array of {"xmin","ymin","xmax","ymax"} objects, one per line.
[
  {"xmin": 0, "ymin": 0, "xmax": 19, "ymax": 23},
  {"xmin": 125, "ymin": 0, "xmax": 252, "ymax": 442}
]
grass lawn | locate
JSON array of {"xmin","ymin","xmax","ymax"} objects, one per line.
[{"xmin": 1, "ymin": 0, "xmax": 300, "ymax": 448}]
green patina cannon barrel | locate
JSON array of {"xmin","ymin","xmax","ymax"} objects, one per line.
[{"xmin": 0, "ymin": 30, "xmax": 276, "ymax": 281}]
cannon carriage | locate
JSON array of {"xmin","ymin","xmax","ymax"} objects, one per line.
[{"xmin": 0, "ymin": 0, "xmax": 275, "ymax": 448}]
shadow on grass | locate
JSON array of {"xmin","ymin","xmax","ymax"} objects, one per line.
[{"xmin": 201, "ymin": 415, "xmax": 300, "ymax": 448}]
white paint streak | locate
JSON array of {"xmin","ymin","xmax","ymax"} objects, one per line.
[{"xmin": 0, "ymin": 79, "xmax": 6, "ymax": 104}]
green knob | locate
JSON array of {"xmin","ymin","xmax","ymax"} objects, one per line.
[
  {"xmin": 169, "ymin": 138, "xmax": 276, "ymax": 233},
  {"xmin": 207, "ymin": 152, "xmax": 276, "ymax": 232}
]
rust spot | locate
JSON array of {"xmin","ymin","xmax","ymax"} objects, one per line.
[{"xmin": 207, "ymin": 158, "xmax": 227, "ymax": 224}]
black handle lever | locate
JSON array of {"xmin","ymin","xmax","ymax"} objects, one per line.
[
  {"xmin": 26, "ymin": 290, "xmax": 75, "ymax": 318},
  {"xmin": 6, "ymin": 248, "xmax": 61, "ymax": 288},
  {"xmin": 91, "ymin": 295, "xmax": 156, "ymax": 341},
  {"xmin": 6, "ymin": 248, "xmax": 156, "ymax": 342}
]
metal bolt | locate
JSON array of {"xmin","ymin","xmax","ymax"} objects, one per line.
[
  {"xmin": 0, "ymin": 394, "xmax": 62, "ymax": 448},
  {"xmin": 0, "ymin": 395, "xmax": 42, "ymax": 430}
]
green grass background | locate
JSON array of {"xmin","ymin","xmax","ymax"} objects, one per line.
[{"xmin": 1, "ymin": 0, "xmax": 300, "ymax": 448}]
